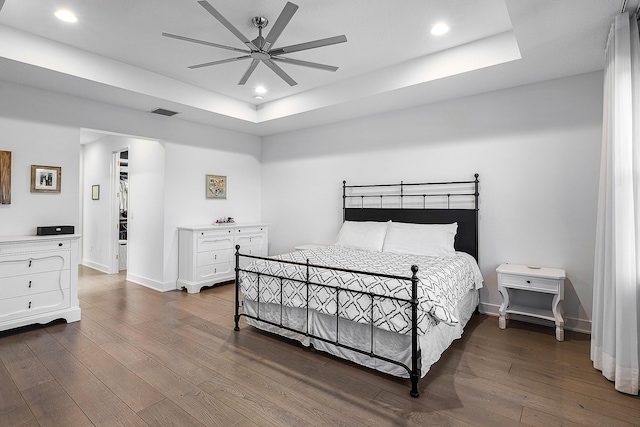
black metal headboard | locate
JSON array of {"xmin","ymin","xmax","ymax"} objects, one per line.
[{"xmin": 343, "ymin": 174, "xmax": 479, "ymax": 261}]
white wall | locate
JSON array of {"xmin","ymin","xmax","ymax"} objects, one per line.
[
  {"xmin": 128, "ymin": 138, "xmax": 166, "ymax": 289},
  {"xmin": 0, "ymin": 79, "xmax": 261, "ymax": 292},
  {"xmin": 261, "ymin": 72, "xmax": 603, "ymax": 333},
  {"xmin": 81, "ymin": 135, "xmax": 120, "ymax": 272},
  {"xmin": 163, "ymin": 141, "xmax": 262, "ymax": 286},
  {"xmin": 0, "ymin": 117, "xmax": 80, "ymax": 236}
]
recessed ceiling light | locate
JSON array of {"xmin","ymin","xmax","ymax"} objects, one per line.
[
  {"xmin": 431, "ymin": 22, "xmax": 449, "ymax": 36},
  {"xmin": 55, "ymin": 9, "xmax": 78, "ymax": 23},
  {"xmin": 255, "ymin": 86, "xmax": 267, "ymax": 94},
  {"xmin": 254, "ymin": 96, "xmax": 264, "ymax": 100}
]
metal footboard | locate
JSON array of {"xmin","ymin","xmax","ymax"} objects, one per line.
[{"xmin": 233, "ymin": 245, "xmax": 423, "ymax": 398}]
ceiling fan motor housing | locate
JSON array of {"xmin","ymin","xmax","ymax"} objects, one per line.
[{"xmin": 252, "ymin": 16, "xmax": 268, "ymax": 29}]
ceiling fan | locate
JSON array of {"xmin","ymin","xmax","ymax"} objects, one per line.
[{"xmin": 162, "ymin": 1, "xmax": 347, "ymax": 87}]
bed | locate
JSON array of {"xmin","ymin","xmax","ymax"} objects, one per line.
[{"xmin": 233, "ymin": 175, "xmax": 482, "ymax": 397}]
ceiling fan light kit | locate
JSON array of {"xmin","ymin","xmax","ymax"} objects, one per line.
[{"xmin": 162, "ymin": 0, "xmax": 347, "ymax": 87}]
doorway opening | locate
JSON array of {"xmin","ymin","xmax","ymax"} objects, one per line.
[{"xmin": 118, "ymin": 150, "xmax": 129, "ymax": 271}]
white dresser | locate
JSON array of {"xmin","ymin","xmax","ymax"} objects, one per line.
[
  {"xmin": 0, "ymin": 235, "xmax": 81, "ymax": 332},
  {"xmin": 177, "ymin": 224, "xmax": 268, "ymax": 293}
]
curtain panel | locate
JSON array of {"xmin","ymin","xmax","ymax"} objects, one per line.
[{"xmin": 591, "ymin": 12, "xmax": 640, "ymax": 395}]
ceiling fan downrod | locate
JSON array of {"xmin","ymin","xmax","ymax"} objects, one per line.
[{"xmin": 251, "ymin": 16, "xmax": 269, "ymax": 56}]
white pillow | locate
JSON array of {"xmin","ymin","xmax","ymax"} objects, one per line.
[
  {"xmin": 335, "ymin": 221, "xmax": 389, "ymax": 252},
  {"xmin": 383, "ymin": 222, "xmax": 457, "ymax": 256}
]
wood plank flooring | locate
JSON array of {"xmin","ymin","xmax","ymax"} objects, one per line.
[{"xmin": 1, "ymin": 266, "xmax": 638, "ymax": 426}]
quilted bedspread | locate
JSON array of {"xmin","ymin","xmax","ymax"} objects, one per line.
[{"xmin": 239, "ymin": 246, "xmax": 482, "ymax": 335}]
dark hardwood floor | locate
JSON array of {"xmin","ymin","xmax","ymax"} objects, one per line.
[{"xmin": 1, "ymin": 266, "xmax": 639, "ymax": 426}]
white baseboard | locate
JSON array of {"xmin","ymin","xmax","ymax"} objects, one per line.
[
  {"xmin": 81, "ymin": 259, "xmax": 110, "ymax": 274},
  {"xmin": 126, "ymin": 273, "xmax": 175, "ymax": 292},
  {"xmin": 479, "ymin": 302, "xmax": 591, "ymax": 334}
]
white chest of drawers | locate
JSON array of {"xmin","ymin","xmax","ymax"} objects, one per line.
[
  {"xmin": 178, "ymin": 224, "xmax": 268, "ymax": 293},
  {"xmin": 0, "ymin": 235, "xmax": 81, "ymax": 331},
  {"xmin": 496, "ymin": 263, "xmax": 566, "ymax": 341}
]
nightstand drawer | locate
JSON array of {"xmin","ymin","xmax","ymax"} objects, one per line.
[{"xmin": 500, "ymin": 274, "xmax": 560, "ymax": 293}]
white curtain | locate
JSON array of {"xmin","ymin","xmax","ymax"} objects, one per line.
[{"xmin": 591, "ymin": 12, "xmax": 640, "ymax": 395}]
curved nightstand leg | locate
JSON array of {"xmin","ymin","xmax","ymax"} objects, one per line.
[
  {"xmin": 552, "ymin": 293, "xmax": 564, "ymax": 341},
  {"xmin": 498, "ymin": 287, "xmax": 509, "ymax": 329}
]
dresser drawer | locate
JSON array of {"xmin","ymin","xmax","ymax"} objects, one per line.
[
  {"xmin": 196, "ymin": 236, "xmax": 233, "ymax": 252},
  {"xmin": 197, "ymin": 229, "xmax": 233, "ymax": 239},
  {"xmin": 238, "ymin": 245, "xmax": 266, "ymax": 257},
  {"xmin": 0, "ymin": 240, "xmax": 70, "ymax": 255},
  {"xmin": 196, "ymin": 263, "xmax": 233, "ymax": 281},
  {"xmin": 499, "ymin": 273, "xmax": 560, "ymax": 293},
  {"xmin": 235, "ymin": 226, "xmax": 266, "ymax": 235},
  {"xmin": 0, "ymin": 252, "xmax": 70, "ymax": 278},
  {"xmin": 0, "ymin": 270, "xmax": 70, "ymax": 300},
  {"xmin": 0, "ymin": 289, "xmax": 71, "ymax": 323},
  {"xmin": 196, "ymin": 248, "xmax": 232, "ymax": 267},
  {"xmin": 236, "ymin": 234, "xmax": 265, "ymax": 250}
]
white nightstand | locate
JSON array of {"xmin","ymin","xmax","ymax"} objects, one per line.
[{"xmin": 496, "ymin": 263, "xmax": 566, "ymax": 341}]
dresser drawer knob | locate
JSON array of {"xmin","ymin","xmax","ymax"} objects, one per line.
[
  {"xmin": 28, "ymin": 302, "xmax": 31, "ymax": 309},
  {"xmin": 29, "ymin": 281, "xmax": 32, "ymax": 288},
  {"xmin": 28, "ymin": 260, "xmax": 32, "ymax": 268},
  {"xmin": 59, "ymin": 243, "xmax": 63, "ymax": 247},
  {"xmin": 526, "ymin": 280, "xmax": 531, "ymax": 284}
]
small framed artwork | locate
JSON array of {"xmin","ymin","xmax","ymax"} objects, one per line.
[
  {"xmin": 0, "ymin": 150, "xmax": 11, "ymax": 205},
  {"xmin": 92, "ymin": 185, "xmax": 100, "ymax": 200},
  {"xmin": 206, "ymin": 174, "xmax": 227, "ymax": 199},
  {"xmin": 31, "ymin": 165, "xmax": 62, "ymax": 193}
]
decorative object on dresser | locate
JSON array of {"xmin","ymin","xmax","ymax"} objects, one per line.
[
  {"xmin": 178, "ymin": 224, "xmax": 268, "ymax": 293},
  {"xmin": 234, "ymin": 175, "xmax": 481, "ymax": 397},
  {"xmin": 0, "ymin": 150, "xmax": 10, "ymax": 204},
  {"xmin": 496, "ymin": 263, "xmax": 566, "ymax": 341},
  {"xmin": 0, "ymin": 235, "xmax": 81, "ymax": 332},
  {"xmin": 36, "ymin": 225, "xmax": 75, "ymax": 236},
  {"xmin": 30, "ymin": 165, "xmax": 61, "ymax": 193},
  {"xmin": 205, "ymin": 174, "xmax": 226, "ymax": 199}
]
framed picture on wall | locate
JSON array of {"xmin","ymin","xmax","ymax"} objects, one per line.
[
  {"xmin": 206, "ymin": 174, "xmax": 227, "ymax": 199},
  {"xmin": 31, "ymin": 165, "xmax": 61, "ymax": 193},
  {"xmin": 0, "ymin": 151, "xmax": 11, "ymax": 204},
  {"xmin": 92, "ymin": 185, "xmax": 100, "ymax": 200}
]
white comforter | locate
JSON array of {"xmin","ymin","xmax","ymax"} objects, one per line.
[{"xmin": 239, "ymin": 246, "xmax": 483, "ymax": 335}]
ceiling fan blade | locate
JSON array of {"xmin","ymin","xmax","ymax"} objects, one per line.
[
  {"xmin": 238, "ymin": 59, "xmax": 260, "ymax": 85},
  {"xmin": 270, "ymin": 35, "xmax": 347, "ymax": 56},
  {"xmin": 264, "ymin": 59, "xmax": 297, "ymax": 86},
  {"xmin": 270, "ymin": 57, "xmax": 338, "ymax": 72},
  {"xmin": 188, "ymin": 55, "xmax": 251, "ymax": 69},
  {"xmin": 198, "ymin": 1, "xmax": 259, "ymax": 51},
  {"xmin": 162, "ymin": 33, "xmax": 251, "ymax": 54},
  {"xmin": 262, "ymin": 2, "xmax": 299, "ymax": 52}
]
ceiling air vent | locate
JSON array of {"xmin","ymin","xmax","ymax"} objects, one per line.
[{"xmin": 149, "ymin": 108, "xmax": 179, "ymax": 117}]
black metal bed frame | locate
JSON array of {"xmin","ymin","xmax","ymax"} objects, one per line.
[{"xmin": 234, "ymin": 174, "xmax": 479, "ymax": 398}]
